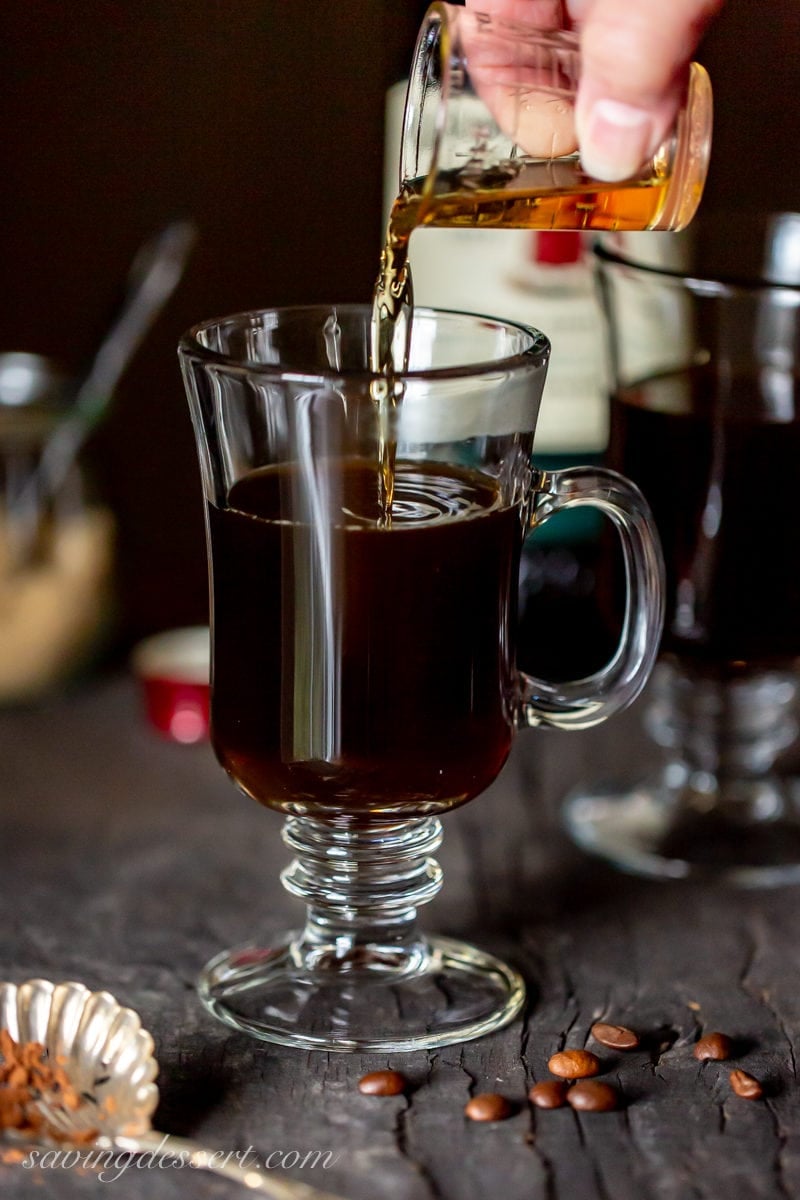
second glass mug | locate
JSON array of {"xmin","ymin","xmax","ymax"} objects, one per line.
[
  {"xmin": 180, "ymin": 305, "xmax": 664, "ymax": 1052},
  {"xmin": 565, "ymin": 224, "xmax": 800, "ymax": 887}
]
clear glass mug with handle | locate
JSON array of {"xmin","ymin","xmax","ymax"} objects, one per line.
[
  {"xmin": 565, "ymin": 219, "xmax": 800, "ymax": 888},
  {"xmin": 180, "ymin": 304, "xmax": 664, "ymax": 1052}
]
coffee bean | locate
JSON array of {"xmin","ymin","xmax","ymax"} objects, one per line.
[
  {"xmin": 547, "ymin": 1049, "xmax": 601, "ymax": 1079},
  {"xmin": 730, "ymin": 1069, "xmax": 763, "ymax": 1100},
  {"xmin": 464, "ymin": 1093, "xmax": 513, "ymax": 1122},
  {"xmin": 357, "ymin": 1070, "xmax": 407, "ymax": 1096},
  {"xmin": 693, "ymin": 1033, "xmax": 733, "ymax": 1061},
  {"xmin": 528, "ymin": 1080, "xmax": 569, "ymax": 1109},
  {"xmin": 590, "ymin": 1022, "xmax": 639, "ymax": 1051},
  {"xmin": 567, "ymin": 1081, "xmax": 620, "ymax": 1113}
]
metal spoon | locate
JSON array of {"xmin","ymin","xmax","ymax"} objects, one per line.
[
  {"xmin": 7, "ymin": 220, "xmax": 196, "ymax": 561},
  {"xmin": 0, "ymin": 979, "xmax": 345, "ymax": 1200}
]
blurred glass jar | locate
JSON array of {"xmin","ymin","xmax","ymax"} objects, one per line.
[{"xmin": 0, "ymin": 352, "xmax": 115, "ymax": 703}]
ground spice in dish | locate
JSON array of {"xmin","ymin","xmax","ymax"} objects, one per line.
[{"xmin": 0, "ymin": 1028, "xmax": 96, "ymax": 1142}]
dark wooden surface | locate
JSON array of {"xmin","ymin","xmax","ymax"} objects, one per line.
[{"xmin": 2, "ymin": 676, "xmax": 800, "ymax": 1198}]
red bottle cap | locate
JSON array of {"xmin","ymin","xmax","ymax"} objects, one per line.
[{"xmin": 533, "ymin": 231, "xmax": 584, "ymax": 265}]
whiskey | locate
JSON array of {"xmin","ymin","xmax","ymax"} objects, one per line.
[
  {"xmin": 370, "ymin": 90, "xmax": 689, "ymax": 519},
  {"xmin": 371, "ymin": 157, "xmax": 675, "ymax": 381},
  {"xmin": 393, "ymin": 159, "xmax": 674, "ymax": 238}
]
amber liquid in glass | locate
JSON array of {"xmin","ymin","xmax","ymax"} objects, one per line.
[
  {"xmin": 370, "ymin": 158, "xmax": 672, "ymax": 505},
  {"xmin": 372, "ymin": 159, "xmax": 672, "ymax": 359}
]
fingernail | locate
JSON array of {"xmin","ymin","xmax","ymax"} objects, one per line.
[
  {"xmin": 565, "ymin": 0, "xmax": 590, "ymax": 20},
  {"xmin": 578, "ymin": 99, "xmax": 655, "ymax": 183}
]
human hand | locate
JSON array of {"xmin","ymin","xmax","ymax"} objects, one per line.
[{"xmin": 466, "ymin": 0, "xmax": 722, "ymax": 181}]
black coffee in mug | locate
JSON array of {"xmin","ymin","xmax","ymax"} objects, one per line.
[{"xmin": 209, "ymin": 458, "xmax": 521, "ymax": 820}]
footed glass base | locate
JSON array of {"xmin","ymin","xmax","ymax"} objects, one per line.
[
  {"xmin": 198, "ymin": 933, "xmax": 525, "ymax": 1052},
  {"xmin": 564, "ymin": 772, "xmax": 800, "ymax": 888},
  {"xmin": 564, "ymin": 662, "xmax": 800, "ymax": 888},
  {"xmin": 198, "ymin": 814, "xmax": 525, "ymax": 1051}
]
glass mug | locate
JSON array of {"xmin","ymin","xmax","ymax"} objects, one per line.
[
  {"xmin": 565, "ymin": 222, "xmax": 800, "ymax": 887},
  {"xmin": 397, "ymin": 2, "xmax": 713, "ymax": 235},
  {"xmin": 180, "ymin": 305, "xmax": 664, "ymax": 1052}
]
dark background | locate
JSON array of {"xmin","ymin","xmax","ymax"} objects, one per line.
[{"xmin": 2, "ymin": 0, "xmax": 798, "ymax": 647}]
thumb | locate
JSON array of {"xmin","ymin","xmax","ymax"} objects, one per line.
[{"xmin": 570, "ymin": 0, "xmax": 721, "ymax": 181}]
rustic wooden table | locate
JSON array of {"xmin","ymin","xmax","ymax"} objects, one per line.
[{"xmin": 1, "ymin": 676, "xmax": 799, "ymax": 1199}]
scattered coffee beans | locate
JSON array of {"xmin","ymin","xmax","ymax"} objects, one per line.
[
  {"xmin": 528, "ymin": 1080, "xmax": 569, "ymax": 1109},
  {"xmin": 693, "ymin": 1033, "xmax": 733, "ymax": 1062},
  {"xmin": 729, "ymin": 1069, "xmax": 763, "ymax": 1100},
  {"xmin": 567, "ymin": 1081, "xmax": 620, "ymax": 1113},
  {"xmin": 590, "ymin": 1022, "xmax": 639, "ymax": 1050},
  {"xmin": 355, "ymin": 1024, "xmax": 765, "ymax": 1122},
  {"xmin": 357, "ymin": 1070, "xmax": 407, "ymax": 1096},
  {"xmin": 464, "ymin": 1093, "xmax": 513, "ymax": 1122},
  {"xmin": 547, "ymin": 1049, "xmax": 601, "ymax": 1079}
]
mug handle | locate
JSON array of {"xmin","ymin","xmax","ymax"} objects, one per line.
[{"xmin": 519, "ymin": 466, "xmax": 665, "ymax": 731}]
